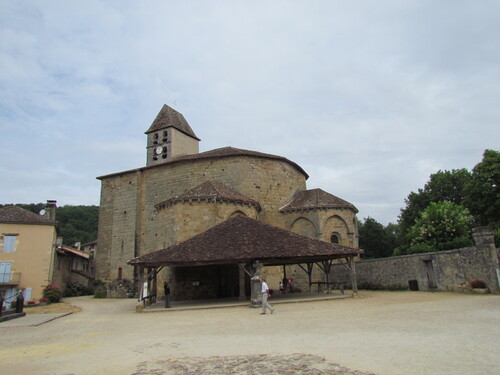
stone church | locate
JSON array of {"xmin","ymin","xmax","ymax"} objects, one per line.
[{"xmin": 95, "ymin": 105, "xmax": 359, "ymax": 299}]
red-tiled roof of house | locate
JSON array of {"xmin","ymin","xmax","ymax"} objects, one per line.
[
  {"xmin": 127, "ymin": 215, "xmax": 361, "ymax": 267},
  {"xmin": 280, "ymin": 189, "xmax": 358, "ymax": 213},
  {"xmin": 156, "ymin": 181, "xmax": 261, "ymax": 211},
  {"xmin": 97, "ymin": 146, "xmax": 309, "ymax": 180},
  {"xmin": 144, "ymin": 104, "xmax": 200, "ymax": 141},
  {"xmin": 0, "ymin": 205, "xmax": 56, "ymax": 225}
]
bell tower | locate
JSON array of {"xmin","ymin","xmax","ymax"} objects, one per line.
[{"xmin": 145, "ymin": 105, "xmax": 200, "ymax": 166}]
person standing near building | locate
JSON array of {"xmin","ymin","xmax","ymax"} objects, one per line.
[
  {"xmin": 164, "ymin": 281, "xmax": 171, "ymax": 308},
  {"xmin": 259, "ymin": 278, "xmax": 274, "ymax": 315}
]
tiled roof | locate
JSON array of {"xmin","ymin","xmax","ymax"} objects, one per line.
[
  {"xmin": 145, "ymin": 104, "xmax": 200, "ymax": 141},
  {"xmin": 156, "ymin": 181, "xmax": 261, "ymax": 211},
  {"xmin": 280, "ymin": 189, "xmax": 358, "ymax": 213},
  {"xmin": 127, "ymin": 215, "xmax": 361, "ymax": 266},
  {"xmin": 0, "ymin": 205, "xmax": 56, "ymax": 225},
  {"xmin": 97, "ymin": 146, "xmax": 309, "ymax": 180}
]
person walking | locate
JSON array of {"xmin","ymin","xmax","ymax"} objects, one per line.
[{"xmin": 259, "ymin": 277, "xmax": 274, "ymax": 315}]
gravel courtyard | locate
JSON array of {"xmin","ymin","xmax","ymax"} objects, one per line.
[{"xmin": 1, "ymin": 291, "xmax": 499, "ymax": 375}]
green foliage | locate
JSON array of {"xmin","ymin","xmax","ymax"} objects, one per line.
[
  {"xmin": 43, "ymin": 284, "xmax": 63, "ymax": 303},
  {"xmin": 398, "ymin": 169, "xmax": 473, "ymax": 243},
  {"xmin": 63, "ymin": 281, "xmax": 93, "ymax": 297},
  {"xmin": 397, "ymin": 150, "xmax": 499, "ymax": 253},
  {"xmin": 56, "ymin": 205, "xmax": 99, "ymax": 246},
  {"xmin": 406, "ymin": 242, "xmax": 435, "ymax": 254},
  {"xmin": 358, "ymin": 217, "xmax": 397, "ymax": 258},
  {"xmin": 464, "ymin": 149, "xmax": 500, "ymax": 227},
  {"xmin": 0, "ymin": 203, "xmax": 99, "ymax": 246},
  {"xmin": 408, "ymin": 201, "xmax": 473, "ymax": 251}
]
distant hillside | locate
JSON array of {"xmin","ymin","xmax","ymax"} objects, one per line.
[{"xmin": 0, "ymin": 203, "xmax": 99, "ymax": 246}]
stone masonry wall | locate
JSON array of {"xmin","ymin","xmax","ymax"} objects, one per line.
[
  {"xmin": 96, "ymin": 155, "xmax": 308, "ymax": 284},
  {"xmin": 329, "ymin": 246, "xmax": 500, "ymax": 294}
]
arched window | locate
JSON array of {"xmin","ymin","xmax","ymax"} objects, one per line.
[{"xmin": 331, "ymin": 233, "xmax": 340, "ymax": 244}]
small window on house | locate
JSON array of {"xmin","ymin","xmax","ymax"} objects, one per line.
[
  {"xmin": 331, "ymin": 234, "xmax": 340, "ymax": 244},
  {"xmin": 2, "ymin": 235, "xmax": 17, "ymax": 252}
]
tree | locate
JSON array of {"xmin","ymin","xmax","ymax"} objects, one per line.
[
  {"xmin": 406, "ymin": 201, "xmax": 473, "ymax": 253},
  {"xmin": 56, "ymin": 205, "xmax": 99, "ymax": 246},
  {"xmin": 398, "ymin": 169, "xmax": 472, "ymax": 234},
  {"xmin": 464, "ymin": 149, "xmax": 500, "ymax": 227},
  {"xmin": 0, "ymin": 203, "xmax": 99, "ymax": 246},
  {"xmin": 397, "ymin": 168, "xmax": 473, "ymax": 251},
  {"xmin": 358, "ymin": 217, "xmax": 397, "ymax": 258}
]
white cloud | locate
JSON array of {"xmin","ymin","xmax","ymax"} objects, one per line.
[{"xmin": 0, "ymin": 0, "xmax": 499, "ymax": 223}]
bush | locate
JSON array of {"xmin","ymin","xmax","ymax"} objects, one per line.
[
  {"xmin": 63, "ymin": 281, "xmax": 93, "ymax": 297},
  {"xmin": 437, "ymin": 236, "xmax": 474, "ymax": 251},
  {"xmin": 470, "ymin": 280, "xmax": 487, "ymax": 289},
  {"xmin": 43, "ymin": 284, "xmax": 63, "ymax": 303},
  {"xmin": 407, "ymin": 243, "xmax": 435, "ymax": 254}
]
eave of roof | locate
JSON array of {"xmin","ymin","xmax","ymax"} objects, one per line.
[
  {"xmin": 127, "ymin": 215, "xmax": 361, "ymax": 267},
  {"xmin": 58, "ymin": 245, "xmax": 91, "ymax": 259},
  {"xmin": 155, "ymin": 181, "xmax": 261, "ymax": 211},
  {"xmin": 97, "ymin": 147, "xmax": 309, "ymax": 180},
  {"xmin": 280, "ymin": 188, "xmax": 358, "ymax": 213}
]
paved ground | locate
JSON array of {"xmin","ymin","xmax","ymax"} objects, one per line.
[{"xmin": 0, "ymin": 291, "xmax": 499, "ymax": 375}]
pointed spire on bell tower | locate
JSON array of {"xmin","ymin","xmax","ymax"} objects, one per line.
[{"xmin": 145, "ymin": 105, "xmax": 200, "ymax": 166}]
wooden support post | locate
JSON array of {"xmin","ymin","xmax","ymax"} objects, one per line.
[
  {"xmin": 152, "ymin": 267, "xmax": 158, "ymax": 303},
  {"xmin": 238, "ymin": 263, "xmax": 246, "ymax": 301},
  {"xmin": 349, "ymin": 256, "xmax": 358, "ymax": 294},
  {"xmin": 318, "ymin": 260, "xmax": 333, "ymax": 293},
  {"xmin": 138, "ymin": 266, "xmax": 144, "ymax": 302},
  {"xmin": 298, "ymin": 263, "xmax": 314, "ymax": 292}
]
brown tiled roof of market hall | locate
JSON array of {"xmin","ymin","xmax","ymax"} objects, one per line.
[
  {"xmin": 280, "ymin": 188, "xmax": 358, "ymax": 213},
  {"xmin": 145, "ymin": 104, "xmax": 201, "ymax": 141},
  {"xmin": 156, "ymin": 181, "xmax": 261, "ymax": 211},
  {"xmin": 0, "ymin": 205, "xmax": 56, "ymax": 225},
  {"xmin": 97, "ymin": 146, "xmax": 309, "ymax": 180},
  {"xmin": 127, "ymin": 215, "xmax": 362, "ymax": 267}
]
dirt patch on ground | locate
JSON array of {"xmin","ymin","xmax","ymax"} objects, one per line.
[
  {"xmin": 132, "ymin": 354, "xmax": 376, "ymax": 375},
  {"xmin": 24, "ymin": 302, "xmax": 81, "ymax": 315}
]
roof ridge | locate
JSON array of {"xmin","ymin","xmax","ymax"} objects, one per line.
[{"xmin": 145, "ymin": 104, "xmax": 200, "ymax": 141}]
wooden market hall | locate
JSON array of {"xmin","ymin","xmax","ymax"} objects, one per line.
[{"xmin": 127, "ymin": 215, "xmax": 363, "ymax": 307}]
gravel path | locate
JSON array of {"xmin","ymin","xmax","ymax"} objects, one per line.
[{"xmin": 1, "ymin": 291, "xmax": 499, "ymax": 375}]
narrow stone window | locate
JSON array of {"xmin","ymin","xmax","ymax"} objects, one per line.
[{"xmin": 330, "ymin": 234, "xmax": 340, "ymax": 244}]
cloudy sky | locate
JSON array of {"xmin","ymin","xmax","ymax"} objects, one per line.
[{"xmin": 1, "ymin": 1, "xmax": 499, "ymax": 225}]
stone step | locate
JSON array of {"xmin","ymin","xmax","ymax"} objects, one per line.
[{"xmin": 0, "ymin": 311, "xmax": 26, "ymax": 323}]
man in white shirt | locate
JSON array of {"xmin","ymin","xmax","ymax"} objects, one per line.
[{"xmin": 259, "ymin": 278, "xmax": 274, "ymax": 315}]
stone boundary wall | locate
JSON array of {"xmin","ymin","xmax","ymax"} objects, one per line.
[{"xmin": 329, "ymin": 246, "xmax": 500, "ymax": 294}]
